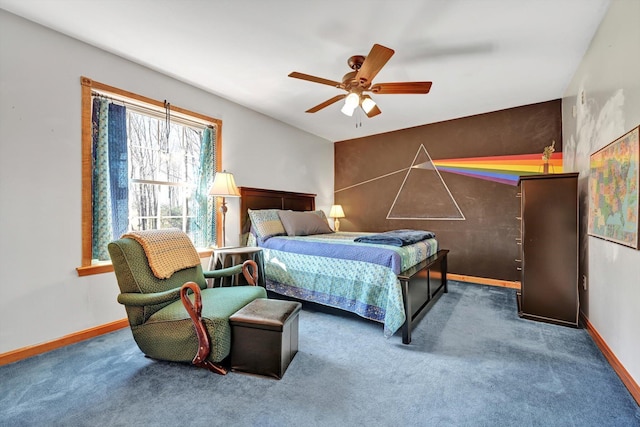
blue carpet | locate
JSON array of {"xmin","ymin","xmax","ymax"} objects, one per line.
[{"xmin": 1, "ymin": 282, "xmax": 638, "ymax": 426}]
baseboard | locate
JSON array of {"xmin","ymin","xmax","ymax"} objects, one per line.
[
  {"xmin": 0, "ymin": 319, "xmax": 129, "ymax": 366},
  {"xmin": 449, "ymin": 273, "xmax": 521, "ymax": 290},
  {"xmin": 582, "ymin": 313, "xmax": 640, "ymax": 405}
]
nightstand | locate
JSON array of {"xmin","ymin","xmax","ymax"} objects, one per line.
[{"xmin": 208, "ymin": 246, "xmax": 265, "ymax": 287}]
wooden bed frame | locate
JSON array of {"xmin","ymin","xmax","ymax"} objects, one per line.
[{"xmin": 239, "ymin": 186, "xmax": 449, "ymax": 344}]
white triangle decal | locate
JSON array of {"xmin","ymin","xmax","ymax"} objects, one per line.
[{"xmin": 386, "ymin": 144, "xmax": 465, "ymax": 220}]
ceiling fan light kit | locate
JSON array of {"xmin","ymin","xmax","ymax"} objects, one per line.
[
  {"xmin": 341, "ymin": 92, "xmax": 360, "ymax": 116},
  {"xmin": 361, "ymin": 97, "xmax": 376, "ymax": 114},
  {"xmin": 288, "ymin": 43, "xmax": 432, "ymax": 119},
  {"xmin": 341, "ymin": 102, "xmax": 356, "ymax": 117}
]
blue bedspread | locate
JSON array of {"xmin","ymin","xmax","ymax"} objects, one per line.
[
  {"xmin": 255, "ymin": 232, "xmax": 438, "ymax": 337},
  {"xmin": 354, "ymin": 229, "xmax": 436, "ymax": 247}
]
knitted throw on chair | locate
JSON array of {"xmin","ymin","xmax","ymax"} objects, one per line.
[{"xmin": 122, "ymin": 229, "xmax": 201, "ymax": 279}]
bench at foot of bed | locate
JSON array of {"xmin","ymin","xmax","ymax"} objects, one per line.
[{"xmin": 398, "ymin": 249, "xmax": 449, "ymax": 344}]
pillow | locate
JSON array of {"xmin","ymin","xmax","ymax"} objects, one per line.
[
  {"xmin": 278, "ymin": 210, "xmax": 334, "ymax": 237},
  {"xmin": 248, "ymin": 209, "xmax": 286, "ymax": 240},
  {"xmin": 311, "ymin": 210, "xmax": 328, "ymax": 220},
  {"xmin": 246, "ymin": 231, "xmax": 257, "ymax": 247}
]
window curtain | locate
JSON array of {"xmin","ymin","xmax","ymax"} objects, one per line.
[
  {"xmin": 192, "ymin": 126, "xmax": 216, "ymax": 247},
  {"xmin": 92, "ymin": 98, "xmax": 128, "ymax": 261}
]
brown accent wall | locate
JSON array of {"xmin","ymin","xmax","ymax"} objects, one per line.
[{"xmin": 334, "ymin": 100, "xmax": 562, "ymax": 281}]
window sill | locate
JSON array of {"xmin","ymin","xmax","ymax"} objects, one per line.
[{"xmin": 76, "ymin": 248, "xmax": 214, "ymax": 277}]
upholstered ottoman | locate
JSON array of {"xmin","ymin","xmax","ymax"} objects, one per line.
[{"xmin": 229, "ymin": 298, "xmax": 302, "ymax": 379}]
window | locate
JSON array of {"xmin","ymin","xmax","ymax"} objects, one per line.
[
  {"xmin": 78, "ymin": 77, "xmax": 222, "ymax": 276},
  {"xmin": 127, "ymin": 109, "xmax": 203, "ymax": 233}
]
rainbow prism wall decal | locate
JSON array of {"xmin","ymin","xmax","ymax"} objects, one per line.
[{"xmin": 431, "ymin": 152, "xmax": 563, "ymax": 186}]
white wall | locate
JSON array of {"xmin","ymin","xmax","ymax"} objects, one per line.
[
  {"xmin": 562, "ymin": 0, "xmax": 640, "ymax": 385},
  {"xmin": 0, "ymin": 10, "xmax": 333, "ymax": 354}
]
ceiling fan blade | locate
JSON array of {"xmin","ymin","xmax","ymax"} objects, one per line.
[
  {"xmin": 355, "ymin": 44, "xmax": 395, "ymax": 85},
  {"xmin": 288, "ymin": 72, "xmax": 341, "ymax": 88},
  {"xmin": 306, "ymin": 94, "xmax": 346, "ymax": 113},
  {"xmin": 370, "ymin": 81, "xmax": 433, "ymax": 94}
]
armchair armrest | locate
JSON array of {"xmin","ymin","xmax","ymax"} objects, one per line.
[
  {"xmin": 203, "ymin": 260, "xmax": 258, "ymax": 286},
  {"xmin": 203, "ymin": 263, "xmax": 244, "ymax": 279},
  {"xmin": 117, "ymin": 288, "xmax": 182, "ymax": 306},
  {"xmin": 180, "ymin": 282, "xmax": 227, "ymax": 375},
  {"xmin": 241, "ymin": 260, "xmax": 258, "ymax": 285}
]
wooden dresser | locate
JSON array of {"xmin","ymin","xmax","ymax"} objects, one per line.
[{"xmin": 516, "ymin": 172, "xmax": 579, "ymax": 327}]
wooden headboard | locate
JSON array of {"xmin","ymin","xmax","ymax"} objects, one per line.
[{"xmin": 239, "ymin": 187, "xmax": 316, "ymax": 233}]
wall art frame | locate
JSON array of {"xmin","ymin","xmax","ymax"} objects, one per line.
[{"xmin": 588, "ymin": 125, "xmax": 639, "ymax": 249}]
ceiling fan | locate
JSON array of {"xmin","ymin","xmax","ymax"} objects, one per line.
[{"xmin": 288, "ymin": 43, "xmax": 432, "ymax": 118}]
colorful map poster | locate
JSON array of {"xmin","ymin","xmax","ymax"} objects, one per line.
[{"xmin": 588, "ymin": 126, "xmax": 639, "ymax": 249}]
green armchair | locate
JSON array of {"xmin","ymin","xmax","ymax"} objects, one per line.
[{"xmin": 108, "ymin": 233, "xmax": 267, "ymax": 375}]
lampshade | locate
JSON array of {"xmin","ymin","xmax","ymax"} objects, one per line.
[
  {"xmin": 341, "ymin": 93, "xmax": 360, "ymax": 116},
  {"xmin": 341, "ymin": 103, "xmax": 356, "ymax": 116},
  {"xmin": 361, "ymin": 97, "xmax": 376, "ymax": 114},
  {"xmin": 329, "ymin": 204, "xmax": 345, "ymax": 218},
  {"xmin": 344, "ymin": 93, "xmax": 359, "ymax": 108},
  {"xmin": 209, "ymin": 171, "xmax": 240, "ymax": 197}
]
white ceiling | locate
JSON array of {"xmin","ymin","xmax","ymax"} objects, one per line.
[{"xmin": 1, "ymin": 0, "xmax": 610, "ymax": 142}]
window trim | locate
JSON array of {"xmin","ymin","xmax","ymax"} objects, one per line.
[{"xmin": 77, "ymin": 76, "xmax": 222, "ymax": 276}]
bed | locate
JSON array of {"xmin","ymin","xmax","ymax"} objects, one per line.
[{"xmin": 239, "ymin": 187, "xmax": 449, "ymax": 344}]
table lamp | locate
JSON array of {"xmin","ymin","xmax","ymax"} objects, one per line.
[{"xmin": 329, "ymin": 204, "xmax": 345, "ymax": 232}]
